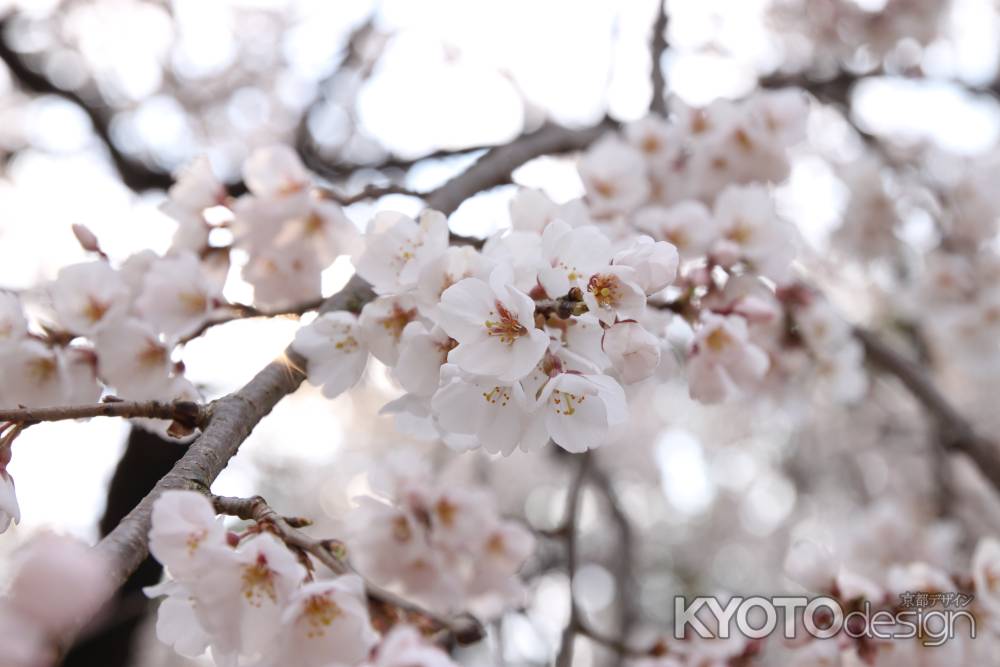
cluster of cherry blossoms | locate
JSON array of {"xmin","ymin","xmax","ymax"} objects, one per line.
[
  {"xmin": 0, "ymin": 143, "xmax": 357, "ymax": 418},
  {"xmin": 345, "ymin": 458, "xmax": 535, "ymax": 616},
  {"xmin": 145, "ymin": 490, "xmax": 465, "ymax": 667},
  {"xmin": 292, "ymin": 91, "xmax": 867, "ymax": 458},
  {"xmin": 0, "ymin": 146, "xmax": 362, "ymax": 536}
]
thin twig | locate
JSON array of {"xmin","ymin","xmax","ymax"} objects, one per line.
[
  {"xmin": 425, "ymin": 119, "xmax": 618, "ymax": 215},
  {"xmin": 854, "ymin": 327, "xmax": 1000, "ymax": 492},
  {"xmin": 212, "ymin": 494, "xmax": 485, "ymax": 645},
  {"xmin": 179, "ymin": 296, "xmax": 329, "ymax": 344},
  {"xmin": 316, "ymin": 183, "xmax": 422, "ymax": 206},
  {"xmin": 649, "ymin": 0, "xmax": 669, "ymax": 116},
  {"xmin": 555, "ymin": 452, "xmax": 592, "ymax": 667},
  {"xmin": 589, "ymin": 463, "xmax": 640, "ymax": 665},
  {"xmin": 0, "ymin": 399, "xmax": 207, "ymax": 430}
]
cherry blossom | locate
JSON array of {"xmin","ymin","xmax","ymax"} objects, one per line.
[
  {"xmin": 265, "ymin": 576, "xmax": 377, "ymax": 667},
  {"xmin": 0, "ymin": 339, "xmax": 72, "ymax": 408},
  {"xmin": 135, "ymin": 251, "xmax": 223, "ymax": 338},
  {"xmin": 94, "ymin": 318, "xmax": 174, "ymax": 399},
  {"xmin": 148, "ymin": 490, "xmax": 231, "ymax": 581},
  {"xmin": 633, "ymin": 202, "xmax": 717, "ymax": 259},
  {"xmin": 431, "ymin": 365, "xmax": 535, "ymax": 456},
  {"xmin": 358, "ymin": 295, "xmax": 422, "ymax": 366},
  {"xmin": 581, "ymin": 265, "xmax": 647, "ymax": 325},
  {"xmin": 243, "ymin": 145, "xmax": 312, "ymax": 200},
  {"xmin": 0, "ymin": 292, "xmax": 28, "ymax": 342},
  {"xmin": 527, "ymin": 371, "xmax": 628, "ymax": 453},
  {"xmin": 0, "ymin": 461, "xmax": 19, "ymax": 533},
  {"xmin": 243, "ymin": 244, "xmax": 325, "ymax": 308},
  {"xmin": 355, "ymin": 210, "xmax": 450, "ymax": 295},
  {"xmin": 394, "ymin": 323, "xmax": 455, "ymax": 397},
  {"xmin": 7, "ymin": 533, "xmax": 112, "ymax": 635},
  {"xmin": 973, "ymin": 538, "xmax": 1000, "ymax": 618},
  {"xmin": 612, "ymin": 235, "xmax": 679, "ymax": 295},
  {"xmin": 603, "ymin": 321, "xmax": 661, "ymax": 384},
  {"xmin": 49, "ymin": 261, "xmax": 129, "ymax": 335},
  {"xmin": 538, "ymin": 220, "xmax": 613, "ymax": 298},
  {"xmin": 292, "ymin": 312, "xmax": 369, "ymax": 398},
  {"xmin": 436, "ymin": 267, "xmax": 548, "ymax": 382},
  {"xmin": 578, "ymin": 135, "xmax": 650, "ymax": 217},
  {"xmin": 363, "ymin": 625, "xmax": 460, "ymax": 667},
  {"xmin": 687, "ymin": 313, "xmax": 770, "ymax": 403}
]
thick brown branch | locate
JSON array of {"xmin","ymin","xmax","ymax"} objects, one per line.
[
  {"xmin": 0, "ymin": 399, "xmax": 206, "ymax": 430},
  {"xmin": 425, "ymin": 119, "xmax": 618, "ymax": 215}
]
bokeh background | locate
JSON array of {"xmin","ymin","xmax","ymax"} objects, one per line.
[{"xmin": 2, "ymin": 0, "xmax": 1000, "ymax": 665}]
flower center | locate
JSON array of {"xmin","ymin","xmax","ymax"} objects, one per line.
[
  {"xmin": 486, "ymin": 533, "xmax": 506, "ymax": 556},
  {"xmin": 592, "ymin": 178, "xmax": 617, "ymax": 198},
  {"xmin": 83, "ymin": 296, "xmax": 110, "ymax": 324},
  {"xmin": 241, "ymin": 554, "xmax": 277, "ymax": 607},
  {"xmin": 641, "ymin": 134, "xmax": 662, "ymax": 154},
  {"xmin": 303, "ymin": 594, "xmax": 343, "ymax": 638},
  {"xmin": 482, "ymin": 386, "xmax": 511, "ymax": 407},
  {"xmin": 139, "ymin": 340, "xmax": 168, "ymax": 368},
  {"xmin": 380, "ymin": 303, "xmax": 418, "ymax": 342},
  {"xmin": 587, "ymin": 274, "xmax": 621, "ymax": 308},
  {"xmin": 304, "ymin": 211, "xmax": 325, "ymax": 235},
  {"xmin": 435, "ymin": 497, "xmax": 458, "ymax": 528},
  {"xmin": 705, "ymin": 327, "xmax": 732, "ymax": 352},
  {"xmin": 726, "ymin": 220, "xmax": 754, "ymax": 244},
  {"xmin": 27, "ymin": 356, "xmax": 57, "ymax": 383},
  {"xmin": 664, "ymin": 228, "xmax": 689, "ymax": 250},
  {"xmin": 185, "ymin": 528, "xmax": 207, "ymax": 556},
  {"xmin": 333, "ymin": 324, "xmax": 360, "ymax": 352},
  {"xmin": 484, "ymin": 301, "xmax": 528, "ymax": 345},
  {"xmin": 179, "ymin": 291, "xmax": 208, "ymax": 314},
  {"xmin": 392, "ymin": 515, "xmax": 412, "ymax": 543},
  {"xmin": 551, "ymin": 390, "xmax": 586, "ymax": 416}
]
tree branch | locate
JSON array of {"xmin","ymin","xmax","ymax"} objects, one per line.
[
  {"xmin": 649, "ymin": 0, "xmax": 669, "ymax": 116},
  {"xmin": 317, "ymin": 183, "xmax": 422, "ymax": 206},
  {"xmin": 589, "ymin": 463, "xmax": 639, "ymax": 666},
  {"xmin": 424, "ymin": 119, "xmax": 618, "ymax": 215},
  {"xmin": 854, "ymin": 327, "xmax": 1000, "ymax": 492},
  {"xmin": 0, "ymin": 15, "xmax": 174, "ymax": 192},
  {"xmin": 555, "ymin": 452, "xmax": 591, "ymax": 667},
  {"xmin": 0, "ymin": 399, "xmax": 206, "ymax": 430},
  {"xmin": 179, "ymin": 296, "xmax": 330, "ymax": 344}
]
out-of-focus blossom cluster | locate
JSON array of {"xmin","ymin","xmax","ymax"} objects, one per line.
[
  {"xmin": 770, "ymin": 0, "xmax": 949, "ymax": 68},
  {"xmin": 145, "ymin": 490, "xmax": 464, "ymax": 667},
  {"xmin": 0, "ymin": 533, "xmax": 111, "ymax": 667},
  {"xmin": 345, "ymin": 456, "xmax": 535, "ymax": 616}
]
